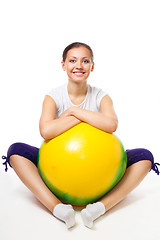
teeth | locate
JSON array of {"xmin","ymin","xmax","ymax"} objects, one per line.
[{"xmin": 74, "ymin": 72, "xmax": 84, "ymax": 75}]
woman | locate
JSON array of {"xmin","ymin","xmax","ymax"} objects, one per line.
[{"xmin": 2, "ymin": 42, "xmax": 159, "ymax": 229}]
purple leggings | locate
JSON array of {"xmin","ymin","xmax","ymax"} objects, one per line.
[{"xmin": 2, "ymin": 142, "xmax": 160, "ymax": 175}]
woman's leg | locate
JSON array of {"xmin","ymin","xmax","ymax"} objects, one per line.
[
  {"xmin": 81, "ymin": 148, "xmax": 157, "ymax": 228},
  {"xmin": 99, "ymin": 159, "xmax": 152, "ymax": 211},
  {"xmin": 10, "ymin": 155, "xmax": 61, "ymax": 212},
  {"xmin": 10, "ymin": 155, "xmax": 76, "ymax": 228},
  {"xmin": 2, "ymin": 141, "xmax": 76, "ymax": 229}
]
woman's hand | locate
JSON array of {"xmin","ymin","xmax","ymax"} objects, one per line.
[
  {"xmin": 59, "ymin": 96, "xmax": 118, "ymax": 134},
  {"xmin": 39, "ymin": 97, "xmax": 81, "ymax": 140},
  {"xmin": 60, "ymin": 95, "xmax": 118, "ymax": 134},
  {"xmin": 59, "ymin": 107, "xmax": 76, "ymax": 119}
]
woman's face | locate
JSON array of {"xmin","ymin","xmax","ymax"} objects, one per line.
[{"xmin": 61, "ymin": 47, "xmax": 94, "ymax": 83}]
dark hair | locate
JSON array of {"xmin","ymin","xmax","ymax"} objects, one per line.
[{"xmin": 62, "ymin": 42, "xmax": 94, "ymax": 62}]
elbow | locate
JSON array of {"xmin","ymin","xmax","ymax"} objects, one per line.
[
  {"xmin": 40, "ymin": 127, "xmax": 52, "ymax": 140},
  {"xmin": 111, "ymin": 120, "xmax": 118, "ymax": 133},
  {"xmin": 107, "ymin": 120, "xmax": 118, "ymax": 134},
  {"xmin": 40, "ymin": 128, "xmax": 48, "ymax": 140},
  {"xmin": 111, "ymin": 124, "xmax": 118, "ymax": 133}
]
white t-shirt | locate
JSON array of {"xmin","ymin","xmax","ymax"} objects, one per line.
[{"xmin": 47, "ymin": 83, "xmax": 107, "ymax": 119}]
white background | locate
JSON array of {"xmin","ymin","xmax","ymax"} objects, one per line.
[{"xmin": 0, "ymin": 0, "xmax": 160, "ymax": 239}]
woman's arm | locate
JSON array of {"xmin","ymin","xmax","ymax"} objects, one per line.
[
  {"xmin": 39, "ymin": 96, "xmax": 81, "ymax": 140},
  {"xmin": 60, "ymin": 95, "xmax": 118, "ymax": 133}
]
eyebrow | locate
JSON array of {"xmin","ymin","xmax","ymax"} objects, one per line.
[{"xmin": 69, "ymin": 56, "xmax": 90, "ymax": 59}]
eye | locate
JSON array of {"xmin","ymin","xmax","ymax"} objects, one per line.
[
  {"xmin": 70, "ymin": 59, "xmax": 76, "ymax": 63},
  {"xmin": 83, "ymin": 60, "xmax": 89, "ymax": 63}
]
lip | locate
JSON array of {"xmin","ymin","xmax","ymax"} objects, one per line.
[{"xmin": 73, "ymin": 71, "xmax": 85, "ymax": 74}]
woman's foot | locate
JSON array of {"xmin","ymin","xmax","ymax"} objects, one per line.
[
  {"xmin": 53, "ymin": 203, "xmax": 76, "ymax": 229},
  {"xmin": 81, "ymin": 202, "xmax": 105, "ymax": 228}
]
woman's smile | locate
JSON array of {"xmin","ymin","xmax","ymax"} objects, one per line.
[
  {"xmin": 61, "ymin": 46, "xmax": 94, "ymax": 82},
  {"xmin": 72, "ymin": 71, "xmax": 85, "ymax": 76}
]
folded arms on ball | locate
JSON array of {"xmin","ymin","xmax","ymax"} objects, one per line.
[{"xmin": 39, "ymin": 95, "xmax": 118, "ymax": 140}]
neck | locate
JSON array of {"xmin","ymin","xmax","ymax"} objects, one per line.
[{"xmin": 67, "ymin": 81, "xmax": 88, "ymax": 98}]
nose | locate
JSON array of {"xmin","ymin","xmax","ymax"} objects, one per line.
[{"xmin": 75, "ymin": 60, "xmax": 82, "ymax": 69}]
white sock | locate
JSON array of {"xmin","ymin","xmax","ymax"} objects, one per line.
[
  {"xmin": 81, "ymin": 202, "xmax": 105, "ymax": 228},
  {"xmin": 53, "ymin": 203, "xmax": 76, "ymax": 229}
]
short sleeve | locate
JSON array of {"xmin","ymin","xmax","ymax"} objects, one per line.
[
  {"xmin": 46, "ymin": 88, "xmax": 60, "ymax": 111},
  {"xmin": 96, "ymin": 88, "xmax": 108, "ymax": 110}
]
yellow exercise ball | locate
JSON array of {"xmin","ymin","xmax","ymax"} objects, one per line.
[{"xmin": 38, "ymin": 123, "xmax": 127, "ymax": 206}]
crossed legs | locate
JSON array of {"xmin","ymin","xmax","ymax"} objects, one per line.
[{"xmin": 9, "ymin": 154, "xmax": 152, "ymax": 228}]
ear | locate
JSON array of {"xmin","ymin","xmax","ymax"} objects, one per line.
[
  {"xmin": 91, "ymin": 62, "xmax": 95, "ymax": 72},
  {"xmin": 61, "ymin": 61, "xmax": 66, "ymax": 71}
]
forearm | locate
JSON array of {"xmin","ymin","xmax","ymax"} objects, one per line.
[
  {"xmin": 40, "ymin": 115, "xmax": 81, "ymax": 140},
  {"xmin": 71, "ymin": 107, "xmax": 118, "ymax": 133}
]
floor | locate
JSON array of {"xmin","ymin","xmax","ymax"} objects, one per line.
[{"xmin": 0, "ymin": 167, "xmax": 159, "ymax": 240}]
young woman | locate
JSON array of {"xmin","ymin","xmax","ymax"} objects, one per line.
[{"xmin": 2, "ymin": 42, "xmax": 159, "ymax": 229}]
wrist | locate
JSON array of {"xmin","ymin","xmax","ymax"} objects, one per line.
[
  {"xmin": 70, "ymin": 106, "xmax": 77, "ymax": 116},
  {"xmin": 69, "ymin": 115, "xmax": 81, "ymax": 124}
]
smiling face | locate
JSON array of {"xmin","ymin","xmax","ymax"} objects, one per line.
[{"xmin": 61, "ymin": 47, "xmax": 94, "ymax": 83}]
